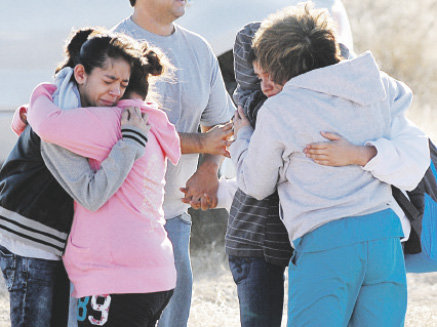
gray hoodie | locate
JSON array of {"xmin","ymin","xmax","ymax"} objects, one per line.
[{"xmin": 230, "ymin": 52, "xmax": 414, "ymax": 244}]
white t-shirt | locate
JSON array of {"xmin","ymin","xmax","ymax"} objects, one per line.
[{"xmin": 113, "ymin": 18, "xmax": 235, "ymax": 220}]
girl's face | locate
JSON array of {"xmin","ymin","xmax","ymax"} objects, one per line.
[
  {"xmin": 253, "ymin": 60, "xmax": 283, "ymax": 98},
  {"xmin": 75, "ymin": 57, "xmax": 131, "ymax": 107}
]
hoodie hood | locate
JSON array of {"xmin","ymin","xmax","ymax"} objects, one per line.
[
  {"xmin": 119, "ymin": 99, "xmax": 181, "ymax": 165},
  {"xmin": 285, "ymin": 51, "xmax": 386, "ymax": 106}
]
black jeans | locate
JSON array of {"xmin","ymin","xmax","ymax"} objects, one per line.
[{"xmin": 77, "ymin": 290, "xmax": 173, "ymax": 327}]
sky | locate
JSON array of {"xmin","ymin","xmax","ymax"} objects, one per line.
[
  {"xmin": 0, "ymin": 0, "xmax": 307, "ymax": 110},
  {"xmin": 0, "ymin": 0, "xmax": 298, "ymax": 158},
  {"xmin": 0, "ymin": 0, "xmax": 134, "ymax": 109}
]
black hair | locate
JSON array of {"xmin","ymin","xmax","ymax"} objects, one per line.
[{"xmin": 56, "ymin": 27, "xmax": 141, "ymax": 76}]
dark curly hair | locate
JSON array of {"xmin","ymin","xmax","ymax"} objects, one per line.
[{"xmin": 124, "ymin": 41, "xmax": 167, "ymax": 100}]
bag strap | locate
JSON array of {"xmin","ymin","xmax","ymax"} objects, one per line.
[{"xmin": 392, "ymin": 186, "xmax": 421, "ymax": 222}]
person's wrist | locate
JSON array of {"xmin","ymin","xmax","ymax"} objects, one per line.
[
  {"xmin": 236, "ymin": 124, "xmax": 252, "ymax": 139},
  {"xmin": 356, "ymin": 145, "xmax": 377, "ymax": 166},
  {"xmin": 198, "ymin": 133, "xmax": 208, "ymax": 153},
  {"xmin": 198, "ymin": 158, "xmax": 219, "ymax": 174}
]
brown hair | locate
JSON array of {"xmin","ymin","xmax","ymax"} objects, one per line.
[
  {"xmin": 252, "ymin": 3, "xmax": 341, "ymax": 84},
  {"xmin": 123, "ymin": 41, "xmax": 168, "ymax": 101}
]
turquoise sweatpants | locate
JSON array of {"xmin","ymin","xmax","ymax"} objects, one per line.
[{"xmin": 287, "ymin": 210, "xmax": 407, "ymax": 327}]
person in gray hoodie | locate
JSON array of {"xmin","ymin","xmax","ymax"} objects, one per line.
[{"xmin": 231, "ymin": 4, "xmax": 429, "ymax": 327}]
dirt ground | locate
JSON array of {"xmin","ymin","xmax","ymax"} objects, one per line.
[{"xmin": 0, "ymin": 246, "xmax": 436, "ymax": 327}]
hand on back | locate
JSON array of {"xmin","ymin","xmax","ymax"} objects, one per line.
[
  {"xmin": 304, "ymin": 132, "xmax": 376, "ymax": 167},
  {"xmin": 121, "ymin": 106, "xmax": 151, "ymax": 137},
  {"xmin": 202, "ymin": 122, "xmax": 234, "ymax": 158}
]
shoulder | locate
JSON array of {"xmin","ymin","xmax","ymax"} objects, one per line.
[
  {"xmin": 379, "ymin": 71, "xmax": 413, "ymax": 106},
  {"xmin": 235, "ymin": 22, "xmax": 261, "ymax": 45},
  {"xmin": 234, "ymin": 22, "xmax": 260, "ymax": 61},
  {"xmin": 174, "ymin": 24, "xmax": 215, "ymax": 55},
  {"xmin": 263, "ymin": 88, "xmax": 300, "ymax": 112},
  {"xmin": 111, "ymin": 17, "xmax": 132, "ymax": 34},
  {"xmin": 257, "ymin": 89, "xmax": 304, "ymax": 127}
]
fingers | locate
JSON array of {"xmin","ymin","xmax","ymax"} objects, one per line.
[
  {"xmin": 121, "ymin": 109, "xmax": 129, "ymax": 124},
  {"xmin": 237, "ymin": 106, "xmax": 246, "ymax": 118},
  {"xmin": 19, "ymin": 107, "xmax": 28, "ymax": 124},
  {"xmin": 199, "ymin": 193, "xmax": 217, "ymax": 210},
  {"xmin": 304, "ymin": 143, "xmax": 328, "ymax": 152},
  {"xmin": 234, "ymin": 110, "xmax": 240, "ymax": 121},
  {"xmin": 121, "ymin": 107, "xmax": 151, "ymax": 136},
  {"xmin": 190, "ymin": 198, "xmax": 201, "ymax": 210},
  {"xmin": 307, "ymin": 153, "xmax": 329, "ymax": 161},
  {"xmin": 209, "ymin": 195, "xmax": 218, "ymax": 209},
  {"xmin": 320, "ymin": 131, "xmax": 341, "ymax": 141},
  {"xmin": 222, "ymin": 122, "xmax": 233, "ymax": 130},
  {"xmin": 129, "ymin": 107, "xmax": 141, "ymax": 122},
  {"xmin": 221, "ymin": 122, "xmax": 234, "ymax": 138},
  {"xmin": 181, "ymin": 189, "xmax": 214, "ymax": 211},
  {"xmin": 142, "ymin": 112, "xmax": 149, "ymax": 123},
  {"xmin": 200, "ymin": 195, "xmax": 210, "ymax": 211},
  {"xmin": 304, "ymin": 145, "xmax": 330, "ymax": 160}
]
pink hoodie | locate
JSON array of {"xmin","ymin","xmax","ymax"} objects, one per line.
[{"xmin": 26, "ymin": 83, "xmax": 180, "ymax": 298}]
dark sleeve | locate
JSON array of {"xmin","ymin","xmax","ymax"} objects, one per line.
[{"xmin": 232, "ymin": 22, "xmax": 267, "ymax": 128}]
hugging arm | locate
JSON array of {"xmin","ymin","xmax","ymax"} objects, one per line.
[
  {"xmin": 305, "ymin": 78, "xmax": 429, "ymax": 191},
  {"xmin": 24, "ymin": 83, "xmax": 150, "ymax": 210},
  {"xmin": 40, "ymin": 108, "xmax": 149, "ymax": 211},
  {"xmin": 41, "ymin": 138, "xmax": 144, "ymax": 211},
  {"xmin": 230, "ymin": 107, "xmax": 284, "ymax": 201}
]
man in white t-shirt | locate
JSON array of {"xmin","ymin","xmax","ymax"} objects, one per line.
[{"xmin": 113, "ymin": 1, "xmax": 235, "ymax": 326}]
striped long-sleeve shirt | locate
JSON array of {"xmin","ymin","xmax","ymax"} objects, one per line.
[{"xmin": 226, "ymin": 22, "xmax": 293, "ymax": 267}]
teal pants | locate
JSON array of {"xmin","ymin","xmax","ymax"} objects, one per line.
[{"xmin": 287, "ymin": 210, "xmax": 407, "ymax": 327}]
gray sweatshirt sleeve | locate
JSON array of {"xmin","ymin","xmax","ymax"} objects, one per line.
[
  {"xmin": 230, "ymin": 107, "xmax": 285, "ymax": 201},
  {"xmin": 362, "ymin": 77, "xmax": 429, "ymax": 190},
  {"xmin": 41, "ymin": 135, "xmax": 145, "ymax": 212}
]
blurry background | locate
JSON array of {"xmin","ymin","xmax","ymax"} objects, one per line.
[
  {"xmin": 0, "ymin": 1, "xmax": 437, "ymax": 326},
  {"xmin": 0, "ymin": 0, "xmax": 132, "ymax": 158}
]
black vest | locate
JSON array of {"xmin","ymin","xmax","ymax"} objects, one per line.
[{"xmin": 0, "ymin": 126, "xmax": 74, "ymax": 255}]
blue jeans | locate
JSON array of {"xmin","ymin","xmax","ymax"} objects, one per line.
[
  {"xmin": 229, "ymin": 256, "xmax": 285, "ymax": 327},
  {"xmin": 68, "ymin": 283, "xmax": 78, "ymax": 327},
  {"xmin": 158, "ymin": 214, "xmax": 192, "ymax": 327},
  {"xmin": 0, "ymin": 245, "xmax": 70, "ymax": 327}
]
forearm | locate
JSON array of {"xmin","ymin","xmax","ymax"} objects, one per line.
[
  {"xmin": 350, "ymin": 144, "xmax": 377, "ymax": 166},
  {"xmin": 363, "ymin": 134, "xmax": 429, "ymax": 190},
  {"xmin": 363, "ymin": 79, "xmax": 429, "ymax": 191},
  {"xmin": 41, "ymin": 138, "xmax": 144, "ymax": 211},
  {"xmin": 179, "ymin": 121, "xmax": 232, "ymax": 156},
  {"xmin": 200, "ymin": 153, "xmax": 222, "ymax": 174},
  {"xmin": 230, "ymin": 125, "xmax": 280, "ymax": 201},
  {"xmin": 179, "ymin": 132, "xmax": 206, "ymax": 154}
]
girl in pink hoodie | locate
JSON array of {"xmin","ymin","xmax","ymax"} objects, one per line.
[{"xmin": 18, "ymin": 29, "xmax": 180, "ymax": 326}]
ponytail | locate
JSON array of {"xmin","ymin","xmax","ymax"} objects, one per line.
[
  {"xmin": 124, "ymin": 42, "xmax": 169, "ymax": 100},
  {"xmin": 55, "ymin": 27, "xmax": 140, "ymax": 78},
  {"xmin": 55, "ymin": 27, "xmax": 102, "ymax": 74}
]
